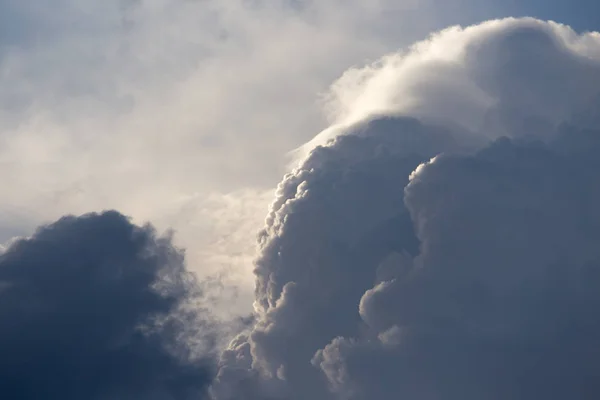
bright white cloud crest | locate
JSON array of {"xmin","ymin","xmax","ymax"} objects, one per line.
[{"xmin": 308, "ymin": 18, "xmax": 600, "ymax": 151}]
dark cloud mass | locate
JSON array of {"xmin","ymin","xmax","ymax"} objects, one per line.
[{"xmin": 0, "ymin": 211, "xmax": 215, "ymax": 399}]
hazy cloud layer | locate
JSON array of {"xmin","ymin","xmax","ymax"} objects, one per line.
[
  {"xmin": 214, "ymin": 17, "xmax": 600, "ymax": 400},
  {"xmin": 0, "ymin": 211, "xmax": 216, "ymax": 399},
  {"xmin": 0, "ymin": 0, "xmax": 466, "ymax": 317}
]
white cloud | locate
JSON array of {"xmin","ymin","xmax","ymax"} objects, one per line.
[{"xmin": 302, "ymin": 18, "xmax": 600, "ymax": 154}]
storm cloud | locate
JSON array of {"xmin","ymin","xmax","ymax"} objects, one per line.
[{"xmin": 0, "ymin": 211, "xmax": 216, "ymax": 399}]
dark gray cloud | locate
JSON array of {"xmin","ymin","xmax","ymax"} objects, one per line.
[{"xmin": 0, "ymin": 211, "xmax": 216, "ymax": 399}]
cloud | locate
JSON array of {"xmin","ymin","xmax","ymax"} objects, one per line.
[
  {"xmin": 305, "ymin": 18, "xmax": 600, "ymax": 151},
  {"xmin": 214, "ymin": 17, "xmax": 600, "ymax": 400},
  {"xmin": 0, "ymin": 211, "xmax": 217, "ymax": 399},
  {"xmin": 317, "ymin": 125, "xmax": 600, "ymax": 400},
  {"xmin": 211, "ymin": 116, "xmax": 475, "ymax": 399},
  {"xmin": 2, "ymin": 1, "xmax": 578, "ymax": 323},
  {"xmin": 5, "ymin": 5, "xmax": 600, "ymax": 399}
]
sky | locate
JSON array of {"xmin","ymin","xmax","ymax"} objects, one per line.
[
  {"xmin": 499, "ymin": 0, "xmax": 600, "ymax": 31},
  {"xmin": 2, "ymin": 1, "xmax": 600, "ymax": 399}
]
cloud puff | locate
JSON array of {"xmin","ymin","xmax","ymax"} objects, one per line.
[
  {"xmin": 212, "ymin": 116, "xmax": 469, "ymax": 399},
  {"xmin": 0, "ymin": 211, "xmax": 216, "ymax": 399},
  {"xmin": 316, "ymin": 127, "xmax": 600, "ymax": 399},
  {"xmin": 214, "ymin": 17, "xmax": 600, "ymax": 400}
]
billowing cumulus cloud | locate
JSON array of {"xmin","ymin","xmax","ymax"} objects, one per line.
[
  {"xmin": 0, "ymin": 211, "xmax": 217, "ymax": 399},
  {"xmin": 212, "ymin": 116, "xmax": 457, "ymax": 399},
  {"xmin": 213, "ymin": 17, "xmax": 600, "ymax": 400}
]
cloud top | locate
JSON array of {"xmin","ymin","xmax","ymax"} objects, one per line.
[{"xmin": 305, "ymin": 17, "xmax": 600, "ymax": 153}]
